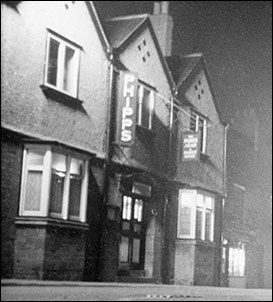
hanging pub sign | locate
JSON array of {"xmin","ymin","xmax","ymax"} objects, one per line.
[
  {"xmin": 116, "ymin": 71, "xmax": 138, "ymax": 147},
  {"xmin": 182, "ymin": 131, "xmax": 200, "ymax": 161}
]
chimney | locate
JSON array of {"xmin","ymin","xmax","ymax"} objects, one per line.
[{"xmin": 150, "ymin": 1, "xmax": 173, "ymax": 57}]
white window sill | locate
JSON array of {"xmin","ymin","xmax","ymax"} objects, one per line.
[
  {"xmin": 15, "ymin": 216, "xmax": 89, "ymax": 231},
  {"xmin": 40, "ymin": 84, "xmax": 84, "ymax": 110}
]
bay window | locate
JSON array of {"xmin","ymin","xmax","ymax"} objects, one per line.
[
  {"xmin": 177, "ymin": 189, "xmax": 215, "ymax": 241},
  {"xmin": 19, "ymin": 144, "xmax": 89, "ymax": 222}
]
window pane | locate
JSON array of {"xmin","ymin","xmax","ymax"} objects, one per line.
[
  {"xmin": 50, "ymin": 172, "xmax": 65, "ymax": 214},
  {"xmin": 190, "ymin": 113, "xmax": 196, "ymax": 131},
  {"xmin": 205, "ymin": 196, "xmax": 213, "ymax": 209},
  {"xmin": 68, "ymin": 176, "xmax": 82, "ymax": 217},
  {"xmin": 50, "ymin": 154, "xmax": 66, "ymax": 214},
  {"xmin": 178, "ymin": 190, "xmax": 196, "ymax": 238},
  {"xmin": 122, "ymin": 196, "xmax": 132, "ymax": 220},
  {"xmin": 52, "ymin": 153, "xmax": 66, "ymax": 172},
  {"xmin": 205, "ymin": 210, "xmax": 212, "ymax": 241},
  {"xmin": 142, "ymin": 88, "xmax": 151, "ymax": 128},
  {"xmin": 134, "ymin": 224, "xmax": 141, "ymax": 233},
  {"xmin": 68, "ymin": 158, "xmax": 83, "ymax": 218},
  {"xmin": 47, "ymin": 38, "xmax": 59, "ymax": 86},
  {"xmin": 122, "ymin": 221, "xmax": 130, "ymax": 231},
  {"xmin": 196, "ymin": 193, "xmax": 203, "ymax": 207},
  {"xmin": 199, "ymin": 118, "xmax": 204, "ymax": 152},
  {"xmin": 63, "ymin": 46, "xmax": 76, "ymax": 94},
  {"xmin": 134, "ymin": 199, "xmax": 143, "ymax": 222},
  {"xmin": 27, "ymin": 150, "xmax": 44, "ymax": 166},
  {"xmin": 119, "ymin": 236, "xmax": 129, "ymax": 262},
  {"xmin": 132, "ymin": 238, "xmax": 140, "ymax": 263},
  {"xmin": 196, "ymin": 207, "xmax": 202, "ymax": 239},
  {"xmin": 179, "ymin": 206, "xmax": 192, "ymax": 236},
  {"xmin": 24, "ymin": 171, "xmax": 42, "ymax": 211}
]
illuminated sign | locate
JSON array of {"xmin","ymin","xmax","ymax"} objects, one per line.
[
  {"xmin": 116, "ymin": 71, "xmax": 138, "ymax": 146},
  {"xmin": 182, "ymin": 132, "xmax": 200, "ymax": 161}
]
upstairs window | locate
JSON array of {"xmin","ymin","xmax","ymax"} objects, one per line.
[
  {"xmin": 177, "ymin": 189, "xmax": 215, "ymax": 241},
  {"xmin": 137, "ymin": 85, "xmax": 155, "ymax": 130},
  {"xmin": 230, "ymin": 183, "xmax": 245, "ymax": 218},
  {"xmin": 190, "ymin": 111, "xmax": 207, "ymax": 154},
  {"xmin": 19, "ymin": 144, "xmax": 89, "ymax": 223},
  {"xmin": 45, "ymin": 31, "xmax": 80, "ymax": 98}
]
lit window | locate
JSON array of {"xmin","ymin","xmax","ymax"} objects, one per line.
[
  {"xmin": 177, "ymin": 190, "xmax": 214, "ymax": 241},
  {"xmin": 45, "ymin": 31, "xmax": 80, "ymax": 98},
  {"xmin": 122, "ymin": 196, "xmax": 132, "ymax": 220},
  {"xmin": 134, "ymin": 199, "xmax": 143, "ymax": 222},
  {"xmin": 190, "ymin": 111, "xmax": 207, "ymax": 154},
  {"xmin": 137, "ymin": 85, "xmax": 155, "ymax": 130},
  {"xmin": 229, "ymin": 244, "xmax": 245, "ymax": 277},
  {"xmin": 19, "ymin": 145, "xmax": 89, "ymax": 222}
]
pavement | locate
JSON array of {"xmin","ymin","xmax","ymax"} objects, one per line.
[{"xmin": 1, "ymin": 279, "xmax": 272, "ymax": 301}]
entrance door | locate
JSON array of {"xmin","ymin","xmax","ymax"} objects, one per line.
[{"xmin": 119, "ymin": 195, "xmax": 146, "ymax": 270}]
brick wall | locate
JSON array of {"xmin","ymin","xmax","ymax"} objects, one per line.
[
  {"xmin": 194, "ymin": 243, "xmax": 215, "ymax": 286},
  {"xmin": 44, "ymin": 227, "xmax": 87, "ymax": 281},
  {"xmin": 14, "ymin": 226, "xmax": 46, "ymax": 279},
  {"xmin": 1, "ymin": 136, "xmax": 23, "ymax": 278}
]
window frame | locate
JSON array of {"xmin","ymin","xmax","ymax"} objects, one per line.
[
  {"xmin": 19, "ymin": 144, "xmax": 89, "ymax": 223},
  {"xmin": 45, "ymin": 31, "xmax": 81, "ymax": 98},
  {"xmin": 190, "ymin": 111, "xmax": 208, "ymax": 154},
  {"xmin": 177, "ymin": 189, "xmax": 215, "ymax": 241},
  {"xmin": 137, "ymin": 84, "xmax": 155, "ymax": 130}
]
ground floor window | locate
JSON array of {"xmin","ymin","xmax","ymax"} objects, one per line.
[
  {"xmin": 19, "ymin": 144, "xmax": 89, "ymax": 222},
  {"xmin": 177, "ymin": 189, "xmax": 215, "ymax": 241},
  {"xmin": 229, "ymin": 244, "xmax": 246, "ymax": 277}
]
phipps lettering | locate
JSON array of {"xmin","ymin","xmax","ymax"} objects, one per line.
[{"xmin": 117, "ymin": 72, "xmax": 137, "ymax": 145}]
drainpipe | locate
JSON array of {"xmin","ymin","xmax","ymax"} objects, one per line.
[
  {"xmin": 168, "ymin": 96, "xmax": 174, "ymax": 165},
  {"xmin": 98, "ymin": 47, "xmax": 116, "ymax": 281},
  {"xmin": 102, "ymin": 48, "xmax": 115, "ymax": 206},
  {"xmin": 223, "ymin": 123, "xmax": 229, "ymax": 199},
  {"xmin": 220, "ymin": 122, "xmax": 229, "ymax": 286},
  {"xmin": 168, "ymin": 88, "xmax": 177, "ymax": 174}
]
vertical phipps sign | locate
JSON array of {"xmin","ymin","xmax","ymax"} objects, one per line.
[
  {"xmin": 116, "ymin": 71, "xmax": 138, "ymax": 146},
  {"xmin": 182, "ymin": 131, "xmax": 200, "ymax": 161}
]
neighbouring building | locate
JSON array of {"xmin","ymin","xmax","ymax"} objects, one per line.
[
  {"xmin": 99, "ymin": 2, "xmax": 176, "ymax": 282},
  {"xmin": 222, "ymin": 107, "xmax": 272, "ymax": 288},
  {"xmin": 165, "ymin": 53, "xmax": 227, "ymax": 286},
  {"xmin": 1, "ymin": 0, "xmax": 112, "ymax": 281}
]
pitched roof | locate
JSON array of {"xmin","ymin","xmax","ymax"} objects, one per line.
[
  {"xmin": 102, "ymin": 13, "xmax": 175, "ymax": 90},
  {"xmin": 167, "ymin": 53, "xmax": 226, "ymax": 125},
  {"xmin": 166, "ymin": 53, "xmax": 202, "ymax": 87},
  {"xmin": 103, "ymin": 14, "xmax": 148, "ymax": 49},
  {"xmin": 86, "ymin": 1, "xmax": 111, "ymax": 54}
]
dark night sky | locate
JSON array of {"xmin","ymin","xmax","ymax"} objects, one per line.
[{"xmin": 94, "ymin": 1, "xmax": 272, "ymax": 192}]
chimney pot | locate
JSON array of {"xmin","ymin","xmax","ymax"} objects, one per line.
[
  {"xmin": 153, "ymin": 2, "xmax": 161, "ymax": 14},
  {"xmin": 161, "ymin": 1, "xmax": 169, "ymax": 14}
]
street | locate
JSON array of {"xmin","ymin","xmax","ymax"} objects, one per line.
[{"xmin": 1, "ymin": 280, "xmax": 272, "ymax": 301}]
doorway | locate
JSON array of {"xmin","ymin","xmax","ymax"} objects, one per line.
[{"xmin": 119, "ymin": 194, "xmax": 146, "ymax": 270}]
